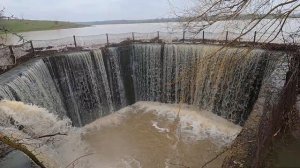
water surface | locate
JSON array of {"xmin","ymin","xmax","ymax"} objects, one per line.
[
  {"xmin": 83, "ymin": 102, "xmax": 241, "ymax": 168},
  {"xmin": 2, "ymin": 19, "xmax": 299, "ymax": 45}
]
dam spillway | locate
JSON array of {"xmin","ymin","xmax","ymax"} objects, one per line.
[
  {"xmin": 0, "ymin": 43, "xmax": 290, "ymax": 167},
  {"xmin": 0, "ymin": 44, "xmax": 284, "ymax": 126}
]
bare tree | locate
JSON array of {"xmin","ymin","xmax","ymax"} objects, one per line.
[
  {"xmin": 171, "ymin": 0, "xmax": 300, "ymax": 44},
  {"xmin": 0, "ymin": 8, "xmax": 24, "ymax": 46},
  {"xmin": 0, "ymin": 8, "xmax": 7, "ymax": 46},
  {"xmin": 0, "ymin": 8, "xmax": 3, "ymax": 18},
  {"xmin": 0, "ymin": 133, "xmax": 47, "ymax": 168},
  {"xmin": 0, "ymin": 115, "xmax": 69, "ymax": 168},
  {"xmin": 0, "ymin": 8, "xmax": 10, "ymax": 34}
]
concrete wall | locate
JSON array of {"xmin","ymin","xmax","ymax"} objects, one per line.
[{"xmin": 222, "ymin": 53, "xmax": 299, "ymax": 167}]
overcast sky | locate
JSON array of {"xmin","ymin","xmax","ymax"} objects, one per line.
[{"xmin": 1, "ymin": 0, "xmax": 188, "ymax": 22}]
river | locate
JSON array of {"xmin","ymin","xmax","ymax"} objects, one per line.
[
  {"xmin": 2, "ymin": 19, "xmax": 299, "ymax": 45},
  {"xmin": 2, "ymin": 23, "xmax": 180, "ymax": 45}
]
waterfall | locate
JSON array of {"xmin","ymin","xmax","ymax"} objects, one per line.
[
  {"xmin": 0, "ymin": 59, "xmax": 67, "ymax": 117},
  {"xmin": 191, "ymin": 46, "xmax": 269, "ymax": 124},
  {"xmin": 44, "ymin": 50, "xmax": 114, "ymax": 126},
  {"xmin": 104, "ymin": 48, "xmax": 127, "ymax": 109},
  {"xmin": 0, "ymin": 43, "xmax": 285, "ymax": 126},
  {"xmin": 130, "ymin": 44, "xmax": 281, "ymax": 125},
  {"xmin": 131, "ymin": 44, "xmax": 162, "ymax": 102},
  {"xmin": 0, "ymin": 50, "xmax": 117, "ymax": 127}
]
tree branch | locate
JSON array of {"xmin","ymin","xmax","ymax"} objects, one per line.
[
  {"xmin": 64, "ymin": 153, "xmax": 94, "ymax": 168},
  {"xmin": 37, "ymin": 132, "xmax": 67, "ymax": 139},
  {"xmin": 0, "ymin": 133, "xmax": 46, "ymax": 168}
]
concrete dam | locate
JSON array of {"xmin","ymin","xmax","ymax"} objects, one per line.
[{"xmin": 0, "ymin": 43, "xmax": 290, "ymax": 167}]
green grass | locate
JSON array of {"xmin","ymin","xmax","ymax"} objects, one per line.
[{"xmin": 0, "ymin": 19, "xmax": 86, "ymax": 34}]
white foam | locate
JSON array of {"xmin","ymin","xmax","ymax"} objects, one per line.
[
  {"xmin": 151, "ymin": 121, "xmax": 170, "ymax": 133},
  {"xmin": 0, "ymin": 100, "xmax": 90, "ymax": 168},
  {"xmin": 0, "ymin": 100, "xmax": 72, "ymax": 167},
  {"xmin": 85, "ymin": 101, "xmax": 242, "ymax": 147},
  {"xmin": 132, "ymin": 101, "xmax": 242, "ymax": 146},
  {"xmin": 121, "ymin": 156, "xmax": 142, "ymax": 168},
  {"xmin": 0, "ymin": 100, "xmax": 71, "ymax": 137}
]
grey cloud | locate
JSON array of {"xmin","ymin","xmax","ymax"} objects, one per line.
[{"xmin": 2, "ymin": 0, "xmax": 185, "ymax": 21}]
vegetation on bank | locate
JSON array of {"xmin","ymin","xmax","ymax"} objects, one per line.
[{"xmin": 0, "ymin": 19, "xmax": 86, "ymax": 33}]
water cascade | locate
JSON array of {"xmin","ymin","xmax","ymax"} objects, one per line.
[
  {"xmin": 0, "ymin": 43, "xmax": 287, "ymax": 167},
  {"xmin": 0, "ymin": 44, "xmax": 283, "ymax": 126},
  {"xmin": 103, "ymin": 48, "xmax": 127, "ymax": 109},
  {"xmin": 43, "ymin": 51, "xmax": 114, "ymax": 126},
  {"xmin": 0, "ymin": 59, "xmax": 67, "ymax": 117},
  {"xmin": 130, "ymin": 44, "xmax": 279, "ymax": 124}
]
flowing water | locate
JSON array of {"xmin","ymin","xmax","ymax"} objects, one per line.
[
  {"xmin": 0, "ymin": 43, "xmax": 286, "ymax": 167},
  {"xmin": 130, "ymin": 44, "xmax": 282, "ymax": 124},
  {"xmin": 0, "ymin": 44, "xmax": 283, "ymax": 126}
]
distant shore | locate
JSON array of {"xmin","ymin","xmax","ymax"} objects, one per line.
[
  {"xmin": 0, "ymin": 19, "xmax": 87, "ymax": 34},
  {"xmin": 77, "ymin": 18, "xmax": 179, "ymax": 25},
  {"xmin": 78, "ymin": 14, "xmax": 300, "ymax": 26}
]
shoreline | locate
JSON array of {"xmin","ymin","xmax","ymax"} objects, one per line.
[{"xmin": 0, "ymin": 19, "xmax": 88, "ymax": 34}]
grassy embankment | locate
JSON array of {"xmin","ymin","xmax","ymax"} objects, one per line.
[{"xmin": 0, "ymin": 19, "xmax": 86, "ymax": 34}]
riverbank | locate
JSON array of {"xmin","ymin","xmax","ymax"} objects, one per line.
[{"xmin": 0, "ymin": 19, "xmax": 87, "ymax": 34}]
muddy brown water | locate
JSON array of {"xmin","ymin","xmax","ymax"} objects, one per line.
[{"xmin": 82, "ymin": 102, "xmax": 241, "ymax": 168}]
